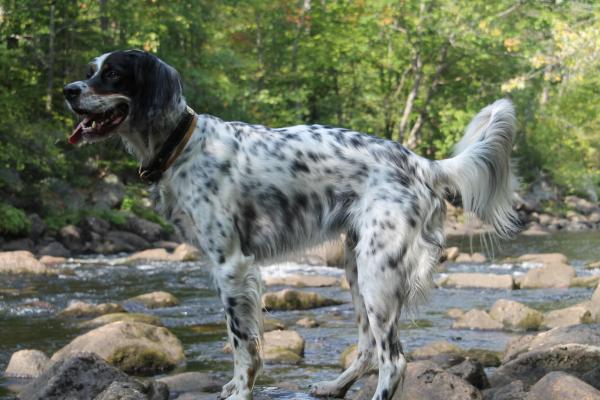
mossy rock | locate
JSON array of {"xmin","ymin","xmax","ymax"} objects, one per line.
[
  {"xmin": 107, "ymin": 345, "xmax": 173, "ymax": 375},
  {"xmin": 262, "ymin": 289, "xmax": 343, "ymax": 311}
]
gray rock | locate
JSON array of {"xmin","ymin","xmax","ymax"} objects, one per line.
[
  {"xmin": 157, "ymin": 372, "xmax": 224, "ymax": 395},
  {"xmin": 482, "ymin": 380, "xmax": 527, "ymax": 400},
  {"xmin": 80, "ymin": 216, "xmax": 111, "ymax": 237},
  {"xmin": 581, "ymin": 366, "xmax": 600, "ymax": 390},
  {"xmin": 92, "ymin": 174, "xmax": 125, "ymax": 209},
  {"xmin": 38, "ymin": 241, "xmax": 71, "ymax": 258},
  {"xmin": 105, "ymin": 231, "xmax": 151, "ymax": 253},
  {"xmin": 4, "ymin": 349, "xmax": 49, "ymax": 378},
  {"xmin": 447, "ymin": 359, "xmax": 490, "ymax": 389},
  {"xmin": 28, "ymin": 214, "xmax": 46, "ymax": 239},
  {"xmin": 2, "ymin": 238, "xmax": 34, "ymax": 252},
  {"xmin": 59, "ymin": 225, "xmax": 83, "ymax": 252},
  {"xmin": 93, "ymin": 381, "xmax": 168, "ymax": 400},
  {"xmin": 126, "ymin": 217, "xmax": 163, "ymax": 243},
  {"xmin": 527, "ymin": 371, "xmax": 600, "ymax": 399}
]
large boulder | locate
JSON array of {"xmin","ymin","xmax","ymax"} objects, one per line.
[
  {"xmin": 517, "ymin": 253, "xmax": 568, "ymax": 266},
  {"xmin": 4, "ymin": 349, "xmax": 49, "ymax": 378},
  {"xmin": 452, "ymin": 309, "xmax": 503, "ymax": 331},
  {"xmin": 126, "ymin": 217, "xmax": 163, "ymax": 243},
  {"xmin": 446, "ymin": 358, "xmax": 489, "ymax": 390},
  {"xmin": 527, "ymin": 371, "xmax": 600, "ymax": 400},
  {"xmin": 488, "ymin": 299, "xmax": 543, "ymax": 331},
  {"xmin": 491, "ymin": 343, "xmax": 600, "ymax": 388},
  {"xmin": 409, "ymin": 341, "xmax": 500, "ymax": 368},
  {"xmin": 263, "ymin": 274, "xmax": 340, "ymax": 287},
  {"xmin": 354, "ymin": 361, "xmax": 483, "ymax": 400},
  {"xmin": 19, "ymin": 352, "xmax": 168, "ymax": 400},
  {"xmin": 542, "ymin": 303, "xmax": 593, "ymax": 329},
  {"xmin": 38, "ymin": 241, "xmax": 71, "ymax": 258},
  {"xmin": 437, "ymin": 273, "xmax": 514, "ymax": 290},
  {"xmin": 51, "ymin": 321, "xmax": 185, "ymax": 375},
  {"xmin": 58, "ymin": 301, "xmax": 126, "ymax": 318},
  {"xmin": 0, "ymin": 251, "xmax": 58, "ymax": 275},
  {"xmin": 262, "ymin": 289, "xmax": 342, "ymax": 310},
  {"xmin": 520, "ymin": 263, "xmax": 576, "ymax": 289},
  {"xmin": 127, "ymin": 291, "xmax": 180, "ymax": 309},
  {"xmin": 481, "ymin": 380, "xmax": 527, "ymax": 400},
  {"xmin": 262, "ymin": 330, "xmax": 305, "ymax": 364}
]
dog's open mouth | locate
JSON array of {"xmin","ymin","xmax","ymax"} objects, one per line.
[{"xmin": 69, "ymin": 104, "xmax": 129, "ymax": 144}]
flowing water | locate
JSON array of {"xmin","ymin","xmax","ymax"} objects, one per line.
[{"xmin": 0, "ymin": 232, "xmax": 599, "ymax": 399}]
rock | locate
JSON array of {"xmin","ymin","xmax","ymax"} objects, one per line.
[
  {"xmin": 585, "ymin": 260, "xmax": 600, "ymax": 270},
  {"xmin": 20, "ymin": 352, "xmax": 131, "ymax": 400},
  {"xmin": 481, "ymin": 380, "xmax": 527, "ymax": 400},
  {"xmin": 296, "ymin": 317, "xmax": 319, "ymax": 328},
  {"xmin": 340, "ymin": 344, "xmax": 358, "ymax": 369},
  {"xmin": 152, "ymin": 241, "xmax": 179, "ymax": 251},
  {"xmin": 490, "ymin": 343, "xmax": 600, "ymax": 388},
  {"xmin": 590, "ymin": 286, "xmax": 600, "ymax": 321},
  {"xmin": 58, "ymin": 301, "xmax": 126, "ymax": 318},
  {"xmin": 92, "ymin": 174, "xmax": 125, "ymax": 209},
  {"xmin": 51, "ymin": 321, "xmax": 185, "ymax": 375},
  {"xmin": 171, "ymin": 243, "xmax": 201, "ymax": 261},
  {"xmin": 263, "ymin": 274, "xmax": 340, "ymax": 287},
  {"xmin": 340, "ymin": 276, "xmax": 351, "ymax": 290},
  {"xmin": 542, "ymin": 303, "xmax": 593, "ymax": 329},
  {"xmin": 520, "ymin": 263, "xmax": 576, "ymax": 289},
  {"xmin": 127, "ymin": 216, "xmax": 163, "ymax": 243},
  {"xmin": 80, "ymin": 216, "xmax": 111, "ymax": 238},
  {"xmin": 38, "ymin": 241, "xmax": 71, "ymax": 258},
  {"xmin": 565, "ymin": 195, "xmax": 598, "ymax": 215},
  {"xmin": 462, "ymin": 349, "xmax": 501, "ymax": 368},
  {"xmin": 354, "ymin": 361, "xmax": 483, "ymax": 400},
  {"xmin": 443, "ymin": 247, "xmax": 460, "ymax": 262},
  {"xmin": 455, "ymin": 252, "xmax": 487, "ymax": 263},
  {"xmin": 517, "ymin": 253, "xmax": 568, "ymax": 266},
  {"xmin": 570, "ymin": 276, "xmax": 600, "ymax": 288},
  {"xmin": 262, "ymin": 330, "xmax": 305, "ymax": 364},
  {"xmin": 0, "ymin": 250, "xmax": 59, "ymax": 275},
  {"xmin": 28, "ymin": 213, "xmax": 46, "ymax": 239},
  {"xmin": 39, "ymin": 255, "xmax": 67, "ymax": 265},
  {"xmin": 447, "ymin": 358, "xmax": 489, "ymax": 389},
  {"xmin": 581, "ymin": 366, "xmax": 600, "ymax": 390},
  {"xmin": 59, "ymin": 224, "xmax": 83, "ymax": 252},
  {"xmin": 489, "ymin": 299, "xmax": 543, "ymax": 331},
  {"xmin": 262, "ymin": 289, "xmax": 342, "ymax": 310},
  {"xmin": 105, "ymin": 230, "xmax": 151, "ymax": 253},
  {"xmin": 520, "ymin": 223, "xmax": 550, "ymax": 236},
  {"xmin": 438, "ymin": 273, "xmax": 514, "ymax": 289},
  {"xmin": 302, "ymin": 239, "xmax": 345, "ymax": 266},
  {"xmin": 157, "ymin": 372, "xmax": 224, "ymax": 395},
  {"xmin": 527, "ymin": 371, "xmax": 600, "ymax": 399},
  {"xmin": 589, "ymin": 212, "xmax": 600, "ymax": 224},
  {"xmin": 263, "ymin": 317, "xmax": 285, "ymax": 332},
  {"xmin": 128, "ymin": 291, "xmax": 180, "ymax": 309},
  {"xmin": 94, "ymin": 381, "xmax": 169, "ymax": 400},
  {"xmin": 4, "ymin": 349, "xmax": 49, "ymax": 378},
  {"xmin": 447, "ymin": 308, "xmax": 465, "ymax": 319},
  {"xmin": 410, "ymin": 340, "xmax": 462, "ymax": 360},
  {"xmin": 2, "ymin": 238, "xmax": 34, "ymax": 252},
  {"xmin": 452, "ymin": 309, "xmax": 503, "ymax": 331},
  {"xmin": 125, "ymin": 244, "xmax": 201, "ymax": 263},
  {"xmin": 80, "ymin": 313, "xmax": 163, "ymax": 329},
  {"xmin": 502, "ymin": 324, "xmax": 600, "ymax": 363}
]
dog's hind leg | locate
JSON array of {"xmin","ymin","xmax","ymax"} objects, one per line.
[
  {"xmin": 213, "ymin": 235, "xmax": 263, "ymax": 400},
  {"xmin": 310, "ymin": 234, "xmax": 377, "ymax": 398}
]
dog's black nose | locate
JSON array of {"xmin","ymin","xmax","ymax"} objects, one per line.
[{"xmin": 63, "ymin": 83, "xmax": 81, "ymax": 100}]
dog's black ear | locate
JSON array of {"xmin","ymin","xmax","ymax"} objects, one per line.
[{"xmin": 130, "ymin": 51, "xmax": 183, "ymax": 133}]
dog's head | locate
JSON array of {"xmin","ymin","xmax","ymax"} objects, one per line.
[{"xmin": 63, "ymin": 50, "xmax": 183, "ymax": 145}]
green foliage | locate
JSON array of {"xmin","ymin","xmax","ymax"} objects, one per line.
[
  {"xmin": 0, "ymin": 0, "xmax": 598, "ymax": 217},
  {"xmin": 43, "ymin": 208, "xmax": 128, "ymax": 234},
  {"xmin": 0, "ymin": 203, "xmax": 30, "ymax": 237},
  {"xmin": 121, "ymin": 189, "xmax": 174, "ymax": 234}
]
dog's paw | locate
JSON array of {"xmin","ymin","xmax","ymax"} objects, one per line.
[{"xmin": 309, "ymin": 381, "xmax": 346, "ymax": 398}]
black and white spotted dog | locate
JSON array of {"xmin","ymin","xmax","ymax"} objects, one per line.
[{"xmin": 63, "ymin": 50, "xmax": 520, "ymax": 400}]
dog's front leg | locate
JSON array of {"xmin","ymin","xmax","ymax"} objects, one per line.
[{"xmin": 213, "ymin": 241, "xmax": 263, "ymax": 400}]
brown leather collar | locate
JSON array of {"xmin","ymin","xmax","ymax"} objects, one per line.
[{"xmin": 139, "ymin": 106, "xmax": 197, "ymax": 184}]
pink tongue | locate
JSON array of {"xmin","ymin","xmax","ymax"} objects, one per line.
[{"xmin": 68, "ymin": 116, "xmax": 92, "ymax": 144}]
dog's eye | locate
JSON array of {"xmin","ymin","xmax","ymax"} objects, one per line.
[{"xmin": 105, "ymin": 70, "xmax": 120, "ymax": 80}]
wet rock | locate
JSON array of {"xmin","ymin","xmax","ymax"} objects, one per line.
[
  {"xmin": 128, "ymin": 291, "xmax": 180, "ymax": 309},
  {"xmin": 126, "ymin": 244, "xmax": 201, "ymax": 263},
  {"xmin": 489, "ymin": 299, "xmax": 542, "ymax": 332},
  {"xmin": 542, "ymin": 303, "xmax": 593, "ymax": 329},
  {"xmin": 105, "ymin": 230, "xmax": 151, "ymax": 253},
  {"xmin": 502, "ymin": 324, "xmax": 600, "ymax": 363},
  {"xmin": 262, "ymin": 330, "xmax": 305, "ymax": 364},
  {"xmin": 20, "ymin": 352, "xmax": 131, "ymax": 400},
  {"xmin": 39, "ymin": 255, "xmax": 67, "ymax": 265},
  {"xmin": 0, "ymin": 250, "xmax": 59, "ymax": 275},
  {"xmin": 51, "ymin": 321, "xmax": 185, "ymax": 375},
  {"xmin": 263, "ymin": 274, "xmax": 340, "ymax": 287},
  {"xmin": 296, "ymin": 316, "xmax": 319, "ymax": 328},
  {"xmin": 4, "ymin": 349, "xmax": 49, "ymax": 378},
  {"xmin": 354, "ymin": 361, "xmax": 483, "ymax": 400},
  {"xmin": 586, "ymin": 260, "xmax": 600, "ymax": 270},
  {"xmin": 340, "ymin": 344, "xmax": 357, "ymax": 369},
  {"xmin": 490, "ymin": 343, "xmax": 600, "ymax": 388},
  {"xmin": 58, "ymin": 301, "xmax": 126, "ymax": 318},
  {"xmin": 461, "ymin": 349, "xmax": 502, "ymax": 368},
  {"xmin": 437, "ymin": 273, "xmax": 514, "ymax": 289},
  {"xmin": 410, "ymin": 340, "xmax": 462, "ymax": 360},
  {"xmin": 452, "ymin": 309, "xmax": 503, "ymax": 331},
  {"xmin": 263, "ymin": 317, "xmax": 285, "ymax": 332},
  {"xmin": 520, "ymin": 263, "xmax": 575, "ymax": 289},
  {"xmin": 455, "ymin": 252, "xmax": 487, "ymax": 263},
  {"xmin": 410, "ymin": 341, "xmax": 500, "ymax": 368},
  {"xmin": 157, "ymin": 372, "xmax": 224, "ymax": 395},
  {"xmin": 517, "ymin": 252, "xmax": 568, "ymax": 266},
  {"xmin": 570, "ymin": 276, "xmax": 600, "ymax": 288},
  {"xmin": 80, "ymin": 313, "xmax": 163, "ymax": 329},
  {"xmin": 447, "ymin": 308, "xmax": 465, "ymax": 319},
  {"xmin": 481, "ymin": 380, "xmax": 527, "ymax": 400},
  {"xmin": 527, "ymin": 371, "xmax": 600, "ymax": 399},
  {"xmin": 38, "ymin": 241, "xmax": 71, "ymax": 257},
  {"xmin": 94, "ymin": 380, "xmax": 169, "ymax": 400},
  {"xmin": 447, "ymin": 358, "xmax": 490, "ymax": 389},
  {"xmin": 262, "ymin": 289, "xmax": 342, "ymax": 310},
  {"xmin": 126, "ymin": 216, "xmax": 163, "ymax": 243}
]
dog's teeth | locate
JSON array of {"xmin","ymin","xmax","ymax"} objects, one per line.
[{"xmin": 92, "ymin": 121, "xmax": 96, "ymax": 128}]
